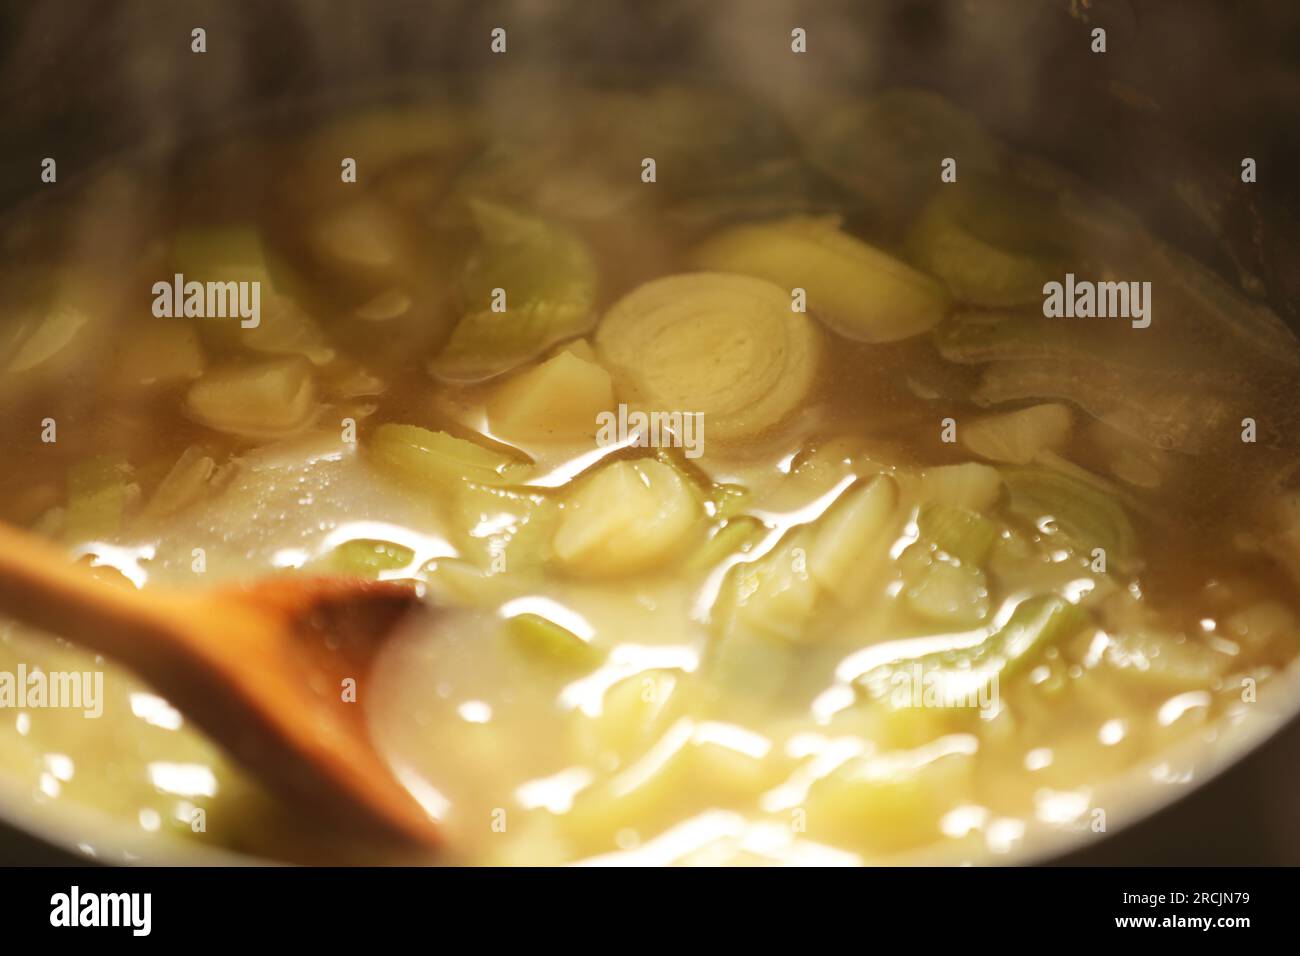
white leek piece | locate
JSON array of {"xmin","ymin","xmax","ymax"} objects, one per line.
[
  {"xmin": 431, "ymin": 201, "xmax": 598, "ymax": 382},
  {"xmin": 552, "ymin": 459, "xmax": 700, "ymax": 576},
  {"xmin": 690, "ymin": 217, "xmax": 949, "ymax": 344},
  {"xmin": 961, "ymin": 403, "xmax": 1072, "ymax": 465},
  {"xmin": 371, "ymin": 423, "xmax": 529, "ymax": 489},
  {"xmin": 595, "ymin": 272, "xmax": 820, "ymax": 442},
  {"xmin": 185, "ymin": 357, "xmax": 318, "ymax": 439}
]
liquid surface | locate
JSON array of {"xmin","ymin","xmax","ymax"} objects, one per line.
[{"xmin": 1, "ymin": 81, "xmax": 1299, "ymax": 865}]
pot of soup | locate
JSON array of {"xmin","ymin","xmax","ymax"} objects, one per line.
[{"xmin": 1, "ymin": 0, "xmax": 1299, "ymax": 866}]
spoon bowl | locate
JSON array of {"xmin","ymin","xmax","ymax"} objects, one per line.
[{"xmin": 0, "ymin": 522, "xmax": 439, "ymax": 848}]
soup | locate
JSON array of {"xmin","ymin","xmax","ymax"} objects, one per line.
[{"xmin": 2, "ymin": 81, "xmax": 1298, "ymax": 865}]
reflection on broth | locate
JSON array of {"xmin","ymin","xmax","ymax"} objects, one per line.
[{"xmin": 1, "ymin": 81, "xmax": 1299, "ymax": 865}]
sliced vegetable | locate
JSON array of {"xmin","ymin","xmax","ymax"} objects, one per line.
[
  {"xmin": 237, "ymin": 293, "xmax": 335, "ymax": 366},
  {"xmin": 804, "ymin": 748, "xmax": 975, "ymax": 854},
  {"xmin": 430, "ymin": 201, "xmax": 598, "ymax": 382},
  {"xmin": 1099, "ymin": 629, "xmax": 1225, "ymax": 692},
  {"xmin": 707, "ymin": 626, "xmax": 798, "ymax": 702},
  {"xmin": 961, "ymin": 403, "xmax": 1072, "ymax": 465},
  {"xmin": 575, "ymin": 669, "xmax": 683, "ymax": 763},
  {"xmin": 371, "ymin": 423, "xmax": 529, "ymax": 489},
  {"xmin": 904, "ymin": 179, "xmax": 1068, "ymax": 307},
  {"xmin": 935, "ymin": 311, "xmax": 1233, "ymax": 454},
  {"xmin": 65, "ymin": 457, "xmax": 138, "ymax": 541},
  {"xmin": 352, "ymin": 287, "xmax": 414, "ymax": 323},
  {"xmin": 307, "ymin": 199, "xmax": 411, "ymax": 283},
  {"xmin": 855, "ymin": 595, "xmax": 1089, "ymax": 704},
  {"xmin": 1002, "ymin": 465, "xmax": 1139, "ymax": 570},
  {"xmin": 486, "ymin": 348, "xmax": 614, "ymax": 442},
  {"xmin": 552, "ymin": 459, "xmax": 700, "ymax": 577},
  {"xmin": 690, "ymin": 216, "xmax": 950, "ymax": 343},
  {"xmin": 905, "ymin": 559, "xmax": 989, "ymax": 627},
  {"xmin": 594, "ymin": 273, "xmax": 820, "ymax": 441},
  {"xmin": 973, "ymin": 359, "xmax": 1229, "ymax": 454},
  {"xmin": 684, "ymin": 517, "xmax": 764, "ymax": 573},
  {"xmin": 935, "ymin": 308, "xmax": 1161, "ymax": 366},
  {"xmin": 5, "ymin": 302, "xmax": 90, "ymax": 375},
  {"xmin": 711, "ymin": 531, "xmax": 819, "ymax": 643},
  {"xmin": 454, "ymin": 482, "xmax": 558, "ymax": 572},
  {"xmin": 918, "ymin": 503, "xmax": 998, "ymax": 565},
  {"xmin": 141, "ymin": 445, "xmax": 219, "ymax": 519},
  {"xmin": 806, "ymin": 475, "xmax": 898, "ymax": 594},
  {"xmin": 184, "ymin": 357, "xmax": 318, "ymax": 439},
  {"xmin": 1086, "ymin": 419, "xmax": 1169, "ymax": 489},
  {"xmin": 328, "ymin": 538, "xmax": 415, "ymax": 577},
  {"xmin": 505, "ymin": 612, "xmax": 602, "ymax": 670},
  {"xmin": 915, "ymin": 462, "xmax": 1003, "ymax": 512}
]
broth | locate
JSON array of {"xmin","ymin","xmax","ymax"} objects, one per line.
[{"xmin": 1, "ymin": 81, "xmax": 1298, "ymax": 864}]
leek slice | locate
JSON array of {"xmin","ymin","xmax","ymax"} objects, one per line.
[
  {"xmin": 238, "ymin": 293, "xmax": 335, "ymax": 366},
  {"xmin": 552, "ymin": 459, "xmax": 701, "ymax": 577},
  {"xmin": 914, "ymin": 462, "xmax": 1003, "ymax": 512},
  {"xmin": 1099, "ymin": 628, "xmax": 1226, "ymax": 692},
  {"xmin": 918, "ymin": 503, "xmax": 998, "ymax": 566},
  {"xmin": 935, "ymin": 311, "xmax": 1233, "ymax": 453},
  {"xmin": 184, "ymin": 357, "xmax": 318, "ymax": 439},
  {"xmin": 803, "ymin": 748, "xmax": 975, "ymax": 854},
  {"xmin": 904, "ymin": 179, "xmax": 1068, "ymax": 307},
  {"xmin": 974, "ymin": 359, "xmax": 1227, "ymax": 454},
  {"xmin": 371, "ymin": 423, "xmax": 529, "ymax": 489},
  {"xmin": 576, "ymin": 669, "xmax": 684, "ymax": 764},
  {"xmin": 430, "ymin": 201, "xmax": 598, "ymax": 382},
  {"xmin": 309, "ymin": 200, "xmax": 408, "ymax": 276},
  {"xmin": 329, "ymin": 539, "xmax": 415, "ymax": 577},
  {"xmin": 711, "ymin": 531, "xmax": 819, "ymax": 644},
  {"xmin": 806, "ymin": 475, "xmax": 899, "ymax": 595},
  {"xmin": 455, "ymin": 482, "xmax": 557, "ymax": 573},
  {"xmin": 905, "ymin": 559, "xmax": 989, "ymax": 627},
  {"xmin": 690, "ymin": 216, "xmax": 950, "ymax": 343},
  {"xmin": 5, "ymin": 303, "xmax": 90, "ymax": 375},
  {"xmin": 141, "ymin": 446, "xmax": 219, "ymax": 519},
  {"xmin": 505, "ymin": 613, "xmax": 602, "ymax": 671},
  {"xmin": 172, "ymin": 225, "xmax": 335, "ymax": 365},
  {"xmin": 1002, "ymin": 465, "xmax": 1139, "ymax": 570},
  {"xmin": 855, "ymin": 595, "xmax": 1089, "ymax": 703},
  {"xmin": 594, "ymin": 273, "xmax": 820, "ymax": 442},
  {"xmin": 961, "ymin": 403, "xmax": 1072, "ymax": 465},
  {"xmin": 684, "ymin": 517, "xmax": 764, "ymax": 573}
]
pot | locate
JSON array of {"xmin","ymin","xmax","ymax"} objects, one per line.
[{"xmin": 1, "ymin": 0, "xmax": 1297, "ymax": 865}]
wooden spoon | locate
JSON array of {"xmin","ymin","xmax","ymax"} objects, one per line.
[{"xmin": 0, "ymin": 522, "xmax": 439, "ymax": 849}]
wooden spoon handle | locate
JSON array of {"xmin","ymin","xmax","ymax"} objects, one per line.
[{"xmin": 0, "ymin": 522, "xmax": 187, "ymax": 663}]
